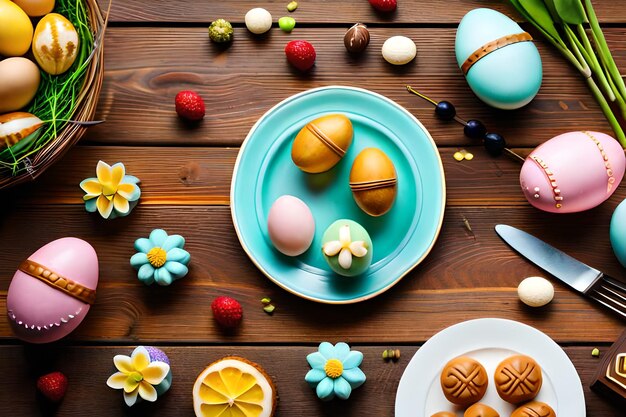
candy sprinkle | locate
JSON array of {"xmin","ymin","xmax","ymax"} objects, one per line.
[
  {"xmin": 263, "ymin": 304, "xmax": 276, "ymax": 314},
  {"xmin": 287, "ymin": 1, "xmax": 298, "ymax": 12},
  {"xmin": 261, "ymin": 297, "xmax": 272, "ymax": 305},
  {"xmin": 382, "ymin": 349, "xmax": 401, "ymax": 361},
  {"xmin": 592, "ymin": 348, "xmax": 600, "ymax": 357},
  {"xmin": 453, "ymin": 152, "xmax": 464, "ymax": 161}
]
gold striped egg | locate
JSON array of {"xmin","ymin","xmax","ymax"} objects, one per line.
[
  {"xmin": 0, "ymin": 112, "xmax": 44, "ymax": 151},
  {"xmin": 32, "ymin": 13, "xmax": 79, "ymax": 75},
  {"xmin": 349, "ymin": 148, "xmax": 397, "ymax": 216},
  {"xmin": 291, "ymin": 114, "xmax": 353, "ymax": 173}
]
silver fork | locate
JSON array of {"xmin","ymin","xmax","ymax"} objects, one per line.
[{"xmin": 587, "ymin": 275, "xmax": 626, "ymax": 319}]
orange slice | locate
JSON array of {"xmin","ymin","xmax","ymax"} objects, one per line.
[{"xmin": 193, "ymin": 356, "xmax": 276, "ymax": 417}]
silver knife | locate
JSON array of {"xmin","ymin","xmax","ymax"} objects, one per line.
[{"xmin": 495, "ymin": 224, "xmax": 626, "ymax": 319}]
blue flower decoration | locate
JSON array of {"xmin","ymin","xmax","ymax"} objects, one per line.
[
  {"xmin": 130, "ymin": 229, "xmax": 191, "ymax": 286},
  {"xmin": 305, "ymin": 342, "xmax": 366, "ymax": 401}
]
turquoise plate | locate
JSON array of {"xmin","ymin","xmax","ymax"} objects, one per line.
[{"xmin": 231, "ymin": 86, "xmax": 445, "ymax": 304}]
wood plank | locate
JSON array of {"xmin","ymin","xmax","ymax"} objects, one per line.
[
  {"xmin": 101, "ymin": 0, "xmax": 626, "ymax": 24},
  {"xmin": 0, "ymin": 345, "xmax": 621, "ymax": 416},
  {"xmin": 0, "ymin": 205, "xmax": 623, "ymax": 342},
  {"xmin": 2, "ymin": 145, "xmax": 537, "ymax": 206},
  {"xmin": 85, "ymin": 27, "xmax": 626, "ymax": 146}
]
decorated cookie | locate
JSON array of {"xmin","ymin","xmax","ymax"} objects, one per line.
[
  {"xmin": 106, "ymin": 346, "xmax": 172, "ymax": 407},
  {"xmin": 6, "ymin": 237, "xmax": 98, "ymax": 343},
  {"xmin": 79, "ymin": 160, "xmax": 141, "ymax": 219},
  {"xmin": 322, "ymin": 219, "xmax": 373, "ymax": 277},
  {"xmin": 464, "ymin": 403, "xmax": 500, "ymax": 417},
  {"xmin": 440, "ymin": 356, "xmax": 488, "ymax": 406},
  {"xmin": 130, "ymin": 229, "xmax": 191, "ymax": 286},
  {"xmin": 511, "ymin": 401, "xmax": 555, "ymax": 417},
  {"xmin": 494, "ymin": 355, "xmax": 542, "ymax": 404},
  {"xmin": 192, "ymin": 356, "xmax": 277, "ymax": 417},
  {"xmin": 305, "ymin": 342, "xmax": 366, "ymax": 401}
]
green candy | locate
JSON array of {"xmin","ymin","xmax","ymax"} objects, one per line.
[
  {"xmin": 209, "ymin": 19, "xmax": 234, "ymax": 43},
  {"xmin": 322, "ymin": 219, "xmax": 373, "ymax": 277},
  {"xmin": 278, "ymin": 16, "xmax": 296, "ymax": 33}
]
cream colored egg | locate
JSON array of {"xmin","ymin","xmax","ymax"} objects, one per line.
[
  {"xmin": 517, "ymin": 276, "xmax": 554, "ymax": 307},
  {"xmin": 0, "ymin": 0, "xmax": 34, "ymax": 56},
  {"xmin": 0, "ymin": 58, "xmax": 41, "ymax": 113},
  {"xmin": 12, "ymin": 0, "xmax": 55, "ymax": 17},
  {"xmin": 32, "ymin": 13, "xmax": 79, "ymax": 75},
  {"xmin": 382, "ymin": 36, "xmax": 417, "ymax": 65}
]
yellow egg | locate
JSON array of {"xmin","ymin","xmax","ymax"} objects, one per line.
[
  {"xmin": 0, "ymin": 58, "xmax": 41, "ymax": 113},
  {"xmin": 291, "ymin": 114, "xmax": 353, "ymax": 173},
  {"xmin": 349, "ymin": 148, "xmax": 398, "ymax": 216},
  {"xmin": 32, "ymin": 13, "xmax": 79, "ymax": 75},
  {"xmin": 12, "ymin": 0, "xmax": 55, "ymax": 17},
  {"xmin": 0, "ymin": 0, "xmax": 34, "ymax": 56}
]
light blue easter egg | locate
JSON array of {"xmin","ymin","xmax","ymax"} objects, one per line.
[
  {"xmin": 455, "ymin": 8, "xmax": 542, "ymax": 110},
  {"xmin": 610, "ymin": 199, "xmax": 626, "ymax": 267}
]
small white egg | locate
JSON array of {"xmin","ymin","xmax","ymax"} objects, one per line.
[
  {"xmin": 517, "ymin": 276, "xmax": 554, "ymax": 307},
  {"xmin": 245, "ymin": 8, "xmax": 273, "ymax": 35},
  {"xmin": 382, "ymin": 36, "xmax": 417, "ymax": 65}
]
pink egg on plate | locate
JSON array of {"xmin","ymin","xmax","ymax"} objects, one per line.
[
  {"xmin": 6, "ymin": 237, "xmax": 99, "ymax": 343},
  {"xmin": 267, "ymin": 195, "xmax": 315, "ymax": 256},
  {"xmin": 520, "ymin": 131, "xmax": 625, "ymax": 213}
]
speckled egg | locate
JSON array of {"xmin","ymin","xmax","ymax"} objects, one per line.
[
  {"xmin": 350, "ymin": 148, "xmax": 397, "ymax": 216},
  {"xmin": 291, "ymin": 114, "xmax": 353, "ymax": 173},
  {"xmin": 6, "ymin": 237, "xmax": 99, "ymax": 343},
  {"xmin": 455, "ymin": 8, "xmax": 542, "ymax": 109},
  {"xmin": 520, "ymin": 131, "xmax": 625, "ymax": 213},
  {"xmin": 322, "ymin": 219, "xmax": 373, "ymax": 277},
  {"xmin": 267, "ymin": 195, "xmax": 315, "ymax": 256},
  {"xmin": 610, "ymin": 198, "xmax": 626, "ymax": 268}
]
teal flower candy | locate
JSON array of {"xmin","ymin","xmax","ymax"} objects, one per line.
[
  {"xmin": 130, "ymin": 229, "xmax": 191, "ymax": 286},
  {"xmin": 305, "ymin": 342, "xmax": 366, "ymax": 401}
]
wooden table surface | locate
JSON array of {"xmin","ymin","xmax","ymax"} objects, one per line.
[{"xmin": 2, "ymin": 1, "xmax": 626, "ymax": 415}]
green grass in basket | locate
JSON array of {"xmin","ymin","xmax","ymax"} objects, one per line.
[{"xmin": 0, "ymin": 0, "xmax": 94, "ymax": 175}]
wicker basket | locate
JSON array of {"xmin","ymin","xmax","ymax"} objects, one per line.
[{"xmin": 0, "ymin": 0, "xmax": 106, "ymax": 190}]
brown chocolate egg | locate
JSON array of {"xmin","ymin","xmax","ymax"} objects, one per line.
[
  {"xmin": 349, "ymin": 147, "xmax": 397, "ymax": 216},
  {"xmin": 440, "ymin": 356, "xmax": 488, "ymax": 407},
  {"xmin": 291, "ymin": 114, "xmax": 353, "ymax": 173},
  {"xmin": 431, "ymin": 412, "xmax": 456, "ymax": 417},
  {"xmin": 464, "ymin": 403, "xmax": 500, "ymax": 417},
  {"xmin": 511, "ymin": 401, "xmax": 556, "ymax": 417},
  {"xmin": 494, "ymin": 355, "xmax": 542, "ymax": 404}
]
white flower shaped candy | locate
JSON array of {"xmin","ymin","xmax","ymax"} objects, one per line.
[{"xmin": 322, "ymin": 225, "xmax": 368, "ymax": 270}]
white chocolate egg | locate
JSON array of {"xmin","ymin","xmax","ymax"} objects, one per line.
[
  {"xmin": 267, "ymin": 195, "xmax": 315, "ymax": 256},
  {"xmin": 517, "ymin": 276, "xmax": 554, "ymax": 307},
  {"xmin": 382, "ymin": 36, "xmax": 416, "ymax": 65},
  {"xmin": 520, "ymin": 131, "xmax": 625, "ymax": 213},
  {"xmin": 245, "ymin": 8, "xmax": 272, "ymax": 35}
]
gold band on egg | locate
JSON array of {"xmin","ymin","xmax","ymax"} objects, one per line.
[
  {"xmin": 582, "ymin": 131, "xmax": 617, "ymax": 193},
  {"xmin": 530, "ymin": 155, "xmax": 563, "ymax": 209},
  {"xmin": 306, "ymin": 122, "xmax": 346, "ymax": 158},
  {"xmin": 461, "ymin": 32, "xmax": 533, "ymax": 75},
  {"xmin": 18, "ymin": 259, "xmax": 96, "ymax": 305},
  {"xmin": 349, "ymin": 177, "xmax": 398, "ymax": 192}
]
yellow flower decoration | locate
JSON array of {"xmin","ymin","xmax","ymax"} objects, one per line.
[
  {"xmin": 80, "ymin": 161, "xmax": 141, "ymax": 219},
  {"xmin": 106, "ymin": 346, "xmax": 170, "ymax": 407}
]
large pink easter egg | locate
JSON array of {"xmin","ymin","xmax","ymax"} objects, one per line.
[
  {"xmin": 6, "ymin": 237, "xmax": 99, "ymax": 343},
  {"xmin": 520, "ymin": 131, "xmax": 625, "ymax": 213}
]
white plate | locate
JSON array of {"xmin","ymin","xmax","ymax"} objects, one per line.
[{"xmin": 395, "ymin": 318, "xmax": 585, "ymax": 417}]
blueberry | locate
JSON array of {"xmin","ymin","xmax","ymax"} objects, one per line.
[
  {"xmin": 464, "ymin": 119, "xmax": 487, "ymax": 139},
  {"xmin": 435, "ymin": 101, "xmax": 456, "ymax": 121},
  {"xmin": 483, "ymin": 133, "xmax": 506, "ymax": 156}
]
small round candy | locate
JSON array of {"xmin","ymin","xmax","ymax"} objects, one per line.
[
  {"xmin": 518, "ymin": 276, "xmax": 554, "ymax": 307},
  {"xmin": 278, "ymin": 16, "xmax": 296, "ymax": 32},
  {"xmin": 464, "ymin": 119, "xmax": 487, "ymax": 139},
  {"xmin": 382, "ymin": 36, "xmax": 417, "ymax": 65},
  {"xmin": 483, "ymin": 132, "xmax": 506, "ymax": 156},
  {"xmin": 344, "ymin": 23, "xmax": 370, "ymax": 54},
  {"xmin": 245, "ymin": 8, "xmax": 272, "ymax": 34},
  {"xmin": 435, "ymin": 101, "xmax": 456, "ymax": 120}
]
